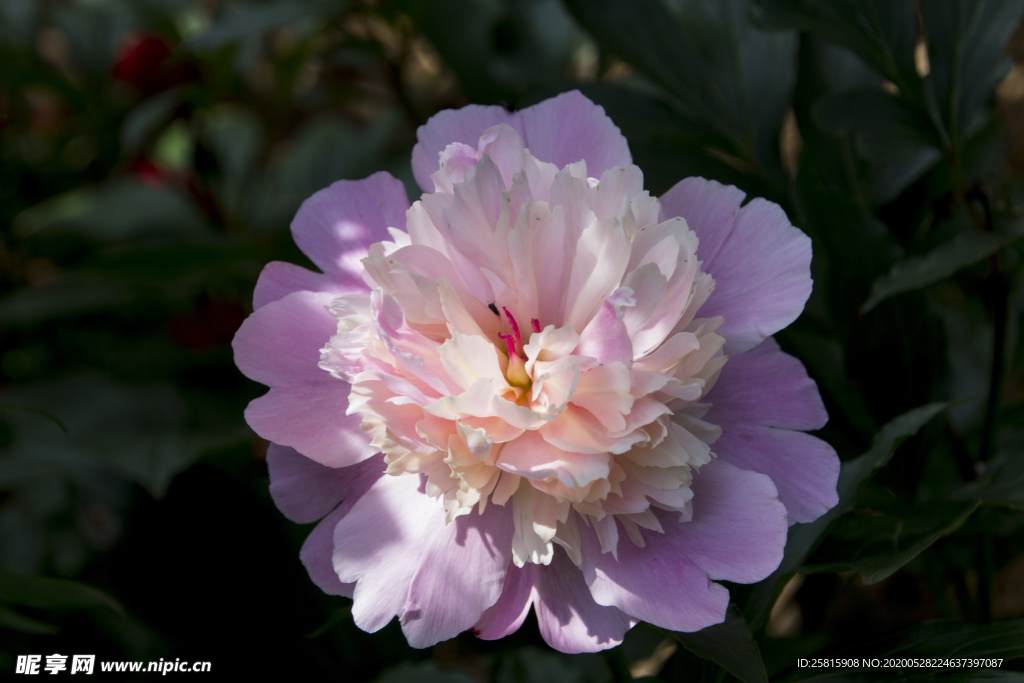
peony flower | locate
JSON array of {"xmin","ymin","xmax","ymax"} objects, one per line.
[{"xmin": 233, "ymin": 91, "xmax": 839, "ymax": 653}]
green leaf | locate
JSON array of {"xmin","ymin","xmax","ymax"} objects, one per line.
[
  {"xmin": 184, "ymin": 1, "xmax": 335, "ymax": 50},
  {"xmin": 0, "ymin": 604, "xmax": 58, "ymax": 635},
  {"xmin": 121, "ymin": 88, "xmax": 182, "ymax": 157},
  {"xmin": 0, "ymin": 374, "xmax": 250, "ymax": 498},
  {"xmin": 0, "ymin": 572, "xmax": 124, "ymax": 621},
  {"xmin": 0, "ymin": 274, "xmax": 134, "ymax": 325},
  {"xmin": 804, "ymin": 498, "xmax": 979, "ymax": 583},
  {"xmin": 921, "ymin": 0, "xmax": 1024, "ymax": 144},
  {"xmin": 13, "ymin": 181, "xmax": 206, "ymax": 242},
  {"xmin": 955, "ymin": 448, "xmax": 1024, "ymax": 509},
  {"xmin": 564, "ymin": 0, "xmax": 796, "ymax": 183},
  {"xmin": 670, "ymin": 605, "xmax": 767, "ymax": 683},
  {"xmin": 0, "ymin": 403, "xmax": 67, "ymax": 436},
  {"xmin": 744, "ymin": 401, "xmax": 951, "ymax": 629},
  {"xmin": 578, "ymin": 83, "xmax": 772, "ymax": 197},
  {"xmin": 812, "ymin": 89, "xmax": 942, "ymax": 202},
  {"xmin": 753, "ymin": 0, "xmax": 920, "ymax": 94},
  {"xmin": 862, "ymin": 225, "xmax": 1024, "ymax": 312}
]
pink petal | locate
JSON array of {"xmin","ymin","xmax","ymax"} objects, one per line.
[
  {"xmin": 580, "ymin": 517, "xmax": 729, "ymax": 633},
  {"xmin": 333, "ymin": 474, "xmax": 513, "ymax": 648},
  {"xmin": 412, "ymin": 106, "xmax": 522, "ymax": 192},
  {"xmin": 575, "ymin": 291, "xmax": 635, "ymax": 365},
  {"xmin": 475, "ymin": 550, "xmax": 634, "ymax": 653},
  {"xmin": 291, "ymin": 171, "xmax": 409, "ymax": 285},
  {"xmin": 301, "ymin": 504, "xmax": 356, "ymax": 597},
  {"xmin": 233, "ymin": 290, "xmax": 377, "ymax": 467},
  {"xmin": 708, "ymin": 337, "xmax": 827, "ymax": 430},
  {"xmin": 267, "ymin": 444, "xmax": 377, "ymax": 523},
  {"xmin": 711, "ymin": 425, "xmax": 838, "ymax": 526},
  {"xmin": 581, "ymin": 459, "xmax": 786, "ymax": 631},
  {"xmin": 518, "ymin": 91, "xmax": 631, "ymax": 179},
  {"xmin": 473, "ymin": 561, "xmax": 534, "ymax": 640},
  {"xmin": 252, "ymin": 261, "xmax": 358, "ymax": 310},
  {"xmin": 411, "ymin": 91, "xmax": 631, "ymax": 193},
  {"xmin": 660, "ymin": 178, "xmax": 812, "ymax": 354},
  {"xmin": 667, "ymin": 458, "xmax": 788, "ymax": 583},
  {"xmin": 246, "ymin": 387, "xmax": 372, "ymax": 469},
  {"xmin": 297, "ymin": 454, "xmax": 384, "ymax": 597},
  {"xmin": 706, "ymin": 338, "xmax": 839, "ymax": 524},
  {"xmin": 498, "ymin": 429, "xmax": 612, "ymax": 488},
  {"xmin": 533, "ymin": 548, "xmax": 634, "ymax": 653}
]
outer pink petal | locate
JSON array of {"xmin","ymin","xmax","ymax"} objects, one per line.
[
  {"xmin": 666, "ymin": 458, "xmax": 788, "ymax": 583},
  {"xmin": 708, "ymin": 338, "xmax": 827, "ymax": 430},
  {"xmin": 291, "ymin": 171, "xmax": 409, "ymax": 284},
  {"xmin": 711, "ymin": 426, "xmax": 838, "ymax": 526},
  {"xmin": 659, "ymin": 177, "xmax": 812, "ymax": 354},
  {"xmin": 580, "ymin": 518, "xmax": 729, "ymax": 633},
  {"xmin": 253, "ymin": 261, "xmax": 359, "ymax": 310},
  {"xmin": 412, "ymin": 106, "xmax": 522, "ymax": 192},
  {"xmin": 301, "ymin": 504, "xmax": 356, "ymax": 597},
  {"xmin": 706, "ymin": 338, "xmax": 839, "ymax": 524},
  {"xmin": 233, "ymin": 290, "xmax": 376, "ymax": 467},
  {"xmin": 411, "ymin": 91, "xmax": 631, "ymax": 193},
  {"xmin": 333, "ymin": 474, "xmax": 513, "ymax": 648},
  {"xmin": 473, "ymin": 561, "xmax": 534, "ymax": 641},
  {"xmin": 267, "ymin": 445, "xmax": 384, "ymax": 524},
  {"xmin": 533, "ymin": 548, "xmax": 635, "ymax": 653},
  {"xmin": 474, "ymin": 551, "xmax": 634, "ymax": 654},
  {"xmin": 518, "ymin": 91, "xmax": 631, "ymax": 179},
  {"xmin": 580, "ymin": 459, "xmax": 786, "ymax": 631},
  {"xmin": 297, "ymin": 455, "xmax": 384, "ymax": 597}
]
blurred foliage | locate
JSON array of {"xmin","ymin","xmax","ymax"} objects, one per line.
[{"xmin": 1, "ymin": 0, "xmax": 1024, "ymax": 680}]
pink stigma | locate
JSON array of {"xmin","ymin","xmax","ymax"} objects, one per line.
[
  {"xmin": 498, "ymin": 332, "xmax": 518, "ymax": 358},
  {"xmin": 531, "ymin": 318, "xmax": 541, "ymax": 334},
  {"xmin": 502, "ymin": 307, "xmax": 522, "ymax": 346}
]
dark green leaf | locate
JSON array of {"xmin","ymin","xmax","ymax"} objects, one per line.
[
  {"xmin": 0, "ymin": 403, "xmax": 67, "ymax": 436},
  {"xmin": 185, "ymin": 1, "xmax": 335, "ymax": 50},
  {"xmin": 565, "ymin": 0, "xmax": 796, "ymax": 183},
  {"xmin": 921, "ymin": 0, "xmax": 1024, "ymax": 144},
  {"xmin": 753, "ymin": 0, "xmax": 920, "ymax": 94},
  {"xmin": 121, "ymin": 89, "xmax": 183, "ymax": 157},
  {"xmin": 13, "ymin": 181, "xmax": 206, "ymax": 242},
  {"xmin": 0, "ymin": 374, "xmax": 250, "ymax": 498},
  {"xmin": 0, "ymin": 572, "xmax": 124, "ymax": 621},
  {"xmin": 955, "ymin": 447, "xmax": 1024, "ymax": 509},
  {"xmin": 804, "ymin": 499, "xmax": 979, "ymax": 583},
  {"xmin": 862, "ymin": 226, "xmax": 1024, "ymax": 312},
  {"xmin": 670, "ymin": 605, "xmax": 767, "ymax": 683},
  {"xmin": 744, "ymin": 402, "xmax": 951, "ymax": 628},
  {"xmin": 0, "ymin": 604, "xmax": 58, "ymax": 635}
]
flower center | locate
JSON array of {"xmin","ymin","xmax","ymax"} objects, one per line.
[{"xmin": 498, "ymin": 308, "xmax": 532, "ymax": 391}]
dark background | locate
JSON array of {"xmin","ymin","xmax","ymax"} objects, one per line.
[{"xmin": 2, "ymin": 0, "xmax": 1024, "ymax": 680}]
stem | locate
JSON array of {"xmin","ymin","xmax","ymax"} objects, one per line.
[
  {"xmin": 975, "ymin": 533, "xmax": 994, "ymax": 623},
  {"xmin": 972, "ymin": 190, "xmax": 1008, "ymax": 463}
]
